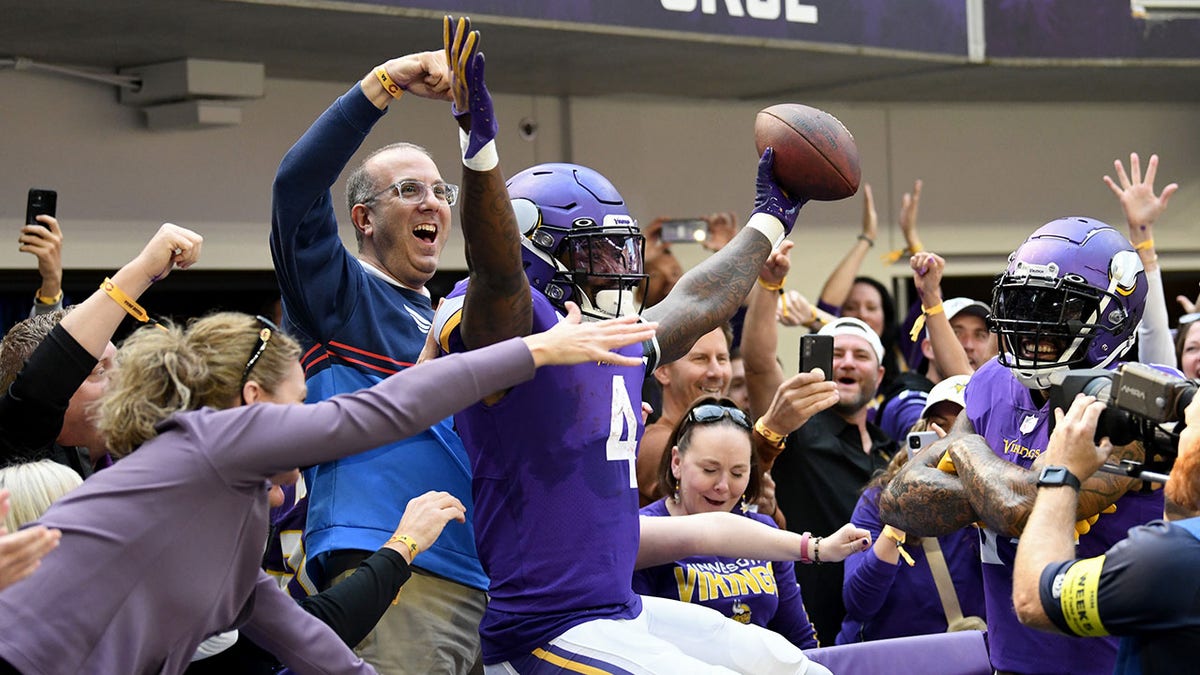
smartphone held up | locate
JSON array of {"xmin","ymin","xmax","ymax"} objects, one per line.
[
  {"xmin": 25, "ymin": 189, "xmax": 57, "ymax": 226},
  {"xmin": 659, "ymin": 218, "xmax": 707, "ymax": 244},
  {"xmin": 799, "ymin": 333, "xmax": 834, "ymax": 380},
  {"xmin": 906, "ymin": 431, "xmax": 939, "ymax": 459}
]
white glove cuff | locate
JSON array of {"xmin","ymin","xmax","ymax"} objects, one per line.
[
  {"xmin": 459, "ymin": 128, "xmax": 499, "ymax": 172},
  {"xmin": 746, "ymin": 212, "xmax": 786, "ymax": 249}
]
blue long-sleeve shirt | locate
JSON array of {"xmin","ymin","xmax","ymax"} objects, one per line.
[{"xmin": 270, "ymin": 84, "xmax": 486, "ymax": 590}]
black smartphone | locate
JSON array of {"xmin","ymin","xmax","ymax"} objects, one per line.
[
  {"xmin": 25, "ymin": 188, "xmax": 57, "ymax": 226},
  {"xmin": 659, "ymin": 218, "xmax": 707, "ymax": 244},
  {"xmin": 799, "ymin": 333, "xmax": 834, "ymax": 380},
  {"xmin": 906, "ymin": 430, "xmax": 939, "ymax": 458}
]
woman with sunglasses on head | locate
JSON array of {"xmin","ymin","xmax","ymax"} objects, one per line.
[
  {"xmin": 633, "ymin": 396, "xmax": 870, "ymax": 649},
  {"xmin": 0, "ymin": 225, "xmax": 657, "ymax": 675}
]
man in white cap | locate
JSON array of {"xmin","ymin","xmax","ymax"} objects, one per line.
[
  {"xmin": 941, "ymin": 296, "xmax": 997, "ymax": 371},
  {"xmin": 920, "ymin": 374, "xmax": 970, "ymax": 432},
  {"xmin": 876, "ymin": 296, "xmax": 996, "ymax": 441},
  {"xmin": 747, "ymin": 315, "xmax": 897, "ymax": 642}
]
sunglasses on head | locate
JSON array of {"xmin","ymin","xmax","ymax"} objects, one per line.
[
  {"xmin": 684, "ymin": 404, "xmax": 751, "ymax": 430},
  {"xmin": 239, "ymin": 315, "xmax": 280, "ymax": 396}
]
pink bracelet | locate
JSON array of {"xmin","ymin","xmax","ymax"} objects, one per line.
[{"xmin": 800, "ymin": 531, "xmax": 813, "ymax": 564}]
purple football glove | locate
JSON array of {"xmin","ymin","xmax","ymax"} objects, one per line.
[
  {"xmin": 445, "ymin": 15, "xmax": 497, "ymax": 163},
  {"xmin": 753, "ymin": 148, "xmax": 805, "ymax": 235}
]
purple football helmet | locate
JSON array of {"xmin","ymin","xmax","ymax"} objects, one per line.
[
  {"xmin": 991, "ymin": 217, "xmax": 1146, "ymax": 389},
  {"xmin": 507, "ymin": 163, "xmax": 647, "ymax": 319}
]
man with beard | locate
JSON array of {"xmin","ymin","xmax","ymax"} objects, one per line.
[
  {"xmin": 636, "ymin": 324, "xmax": 733, "ymax": 506},
  {"xmin": 1013, "ymin": 391, "xmax": 1200, "ymax": 675},
  {"xmin": 751, "ymin": 316, "xmax": 896, "ymax": 642}
]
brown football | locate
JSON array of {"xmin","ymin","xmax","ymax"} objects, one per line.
[{"xmin": 754, "ymin": 103, "xmax": 861, "ymax": 201}]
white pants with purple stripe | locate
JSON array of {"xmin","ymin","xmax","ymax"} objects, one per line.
[{"xmin": 488, "ymin": 595, "xmax": 830, "ymax": 675}]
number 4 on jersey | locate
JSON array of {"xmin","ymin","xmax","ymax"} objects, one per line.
[{"xmin": 607, "ymin": 375, "xmax": 638, "ymax": 488}]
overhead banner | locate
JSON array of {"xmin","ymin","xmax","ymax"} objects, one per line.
[
  {"xmin": 352, "ymin": 0, "xmax": 1200, "ymax": 60},
  {"xmin": 357, "ymin": 0, "xmax": 971, "ymax": 55},
  {"xmin": 985, "ymin": 0, "xmax": 1200, "ymax": 59}
]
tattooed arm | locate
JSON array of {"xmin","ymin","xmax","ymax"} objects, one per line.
[
  {"xmin": 642, "ymin": 149, "xmax": 801, "ymax": 365},
  {"xmin": 950, "ymin": 431, "xmax": 1143, "ymax": 538},
  {"xmin": 457, "ymin": 162, "xmax": 532, "ymax": 348},
  {"xmin": 642, "ymin": 228, "xmax": 775, "ymax": 365},
  {"xmin": 878, "ymin": 413, "xmax": 981, "ymax": 537},
  {"xmin": 447, "ymin": 16, "xmax": 532, "ymax": 348}
]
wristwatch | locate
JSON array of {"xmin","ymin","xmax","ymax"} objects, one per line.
[{"xmin": 1037, "ymin": 465, "xmax": 1082, "ymax": 492}]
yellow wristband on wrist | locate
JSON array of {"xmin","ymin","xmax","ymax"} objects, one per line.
[
  {"xmin": 374, "ymin": 67, "xmax": 404, "ymax": 99},
  {"xmin": 35, "ymin": 289, "xmax": 62, "ymax": 306},
  {"xmin": 1134, "ymin": 238, "xmax": 1155, "ymax": 251},
  {"xmin": 908, "ymin": 303, "xmax": 944, "ymax": 341},
  {"xmin": 389, "ymin": 533, "xmax": 420, "ymax": 559},
  {"xmin": 757, "ymin": 276, "xmax": 786, "ymax": 292},
  {"xmin": 754, "ymin": 417, "xmax": 787, "ymax": 448},
  {"xmin": 881, "ymin": 525, "xmax": 916, "ymax": 566},
  {"xmin": 101, "ymin": 278, "xmax": 167, "ymax": 331}
]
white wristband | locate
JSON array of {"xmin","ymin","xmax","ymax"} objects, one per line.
[
  {"xmin": 746, "ymin": 212, "xmax": 786, "ymax": 250},
  {"xmin": 459, "ymin": 128, "xmax": 499, "ymax": 172}
]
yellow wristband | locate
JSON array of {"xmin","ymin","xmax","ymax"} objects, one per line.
[
  {"xmin": 1134, "ymin": 238, "xmax": 1155, "ymax": 251},
  {"xmin": 389, "ymin": 533, "xmax": 420, "ymax": 559},
  {"xmin": 757, "ymin": 276, "xmax": 786, "ymax": 292},
  {"xmin": 908, "ymin": 303, "xmax": 944, "ymax": 341},
  {"xmin": 374, "ymin": 67, "xmax": 404, "ymax": 99},
  {"xmin": 754, "ymin": 417, "xmax": 787, "ymax": 448},
  {"xmin": 100, "ymin": 278, "xmax": 167, "ymax": 331},
  {"xmin": 881, "ymin": 525, "xmax": 916, "ymax": 566},
  {"xmin": 35, "ymin": 289, "xmax": 62, "ymax": 306}
]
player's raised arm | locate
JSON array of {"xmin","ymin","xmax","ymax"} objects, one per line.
[
  {"xmin": 643, "ymin": 149, "xmax": 801, "ymax": 364},
  {"xmin": 445, "ymin": 15, "xmax": 531, "ymax": 349}
]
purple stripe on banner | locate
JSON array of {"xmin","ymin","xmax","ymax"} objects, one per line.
[
  {"xmin": 351, "ymin": 0, "xmax": 971, "ymax": 55},
  {"xmin": 986, "ymin": 0, "xmax": 1200, "ymax": 59},
  {"xmin": 510, "ymin": 644, "xmax": 638, "ymax": 675}
]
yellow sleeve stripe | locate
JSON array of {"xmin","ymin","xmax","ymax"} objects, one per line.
[
  {"xmin": 438, "ymin": 308, "xmax": 463, "ymax": 353},
  {"xmin": 531, "ymin": 648, "xmax": 613, "ymax": 674},
  {"xmin": 1058, "ymin": 555, "xmax": 1110, "ymax": 637}
]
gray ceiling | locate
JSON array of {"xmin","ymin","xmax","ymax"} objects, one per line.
[{"xmin": 3, "ymin": 0, "xmax": 1200, "ymax": 102}]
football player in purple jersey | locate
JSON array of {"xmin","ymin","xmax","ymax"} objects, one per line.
[
  {"xmin": 879, "ymin": 216, "xmax": 1168, "ymax": 675},
  {"xmin": 431, "ymin": 15, "xmax": 848, "ymax": 675}
]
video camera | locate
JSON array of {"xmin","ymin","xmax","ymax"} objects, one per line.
[{"xmin": 1049, "ymin": 362, "xmax": 1196, "ymax": 481}]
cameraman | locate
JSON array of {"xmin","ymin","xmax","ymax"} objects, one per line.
[{"xmin": 1013, "ymin": 393, "xmax": 1200, "ymax": 674}]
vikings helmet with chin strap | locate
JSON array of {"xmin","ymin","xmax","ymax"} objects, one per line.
[
  {"xmin": 991, "ymin": 217, "xmax": 1146, "ymax": 389},
  {"xmin": 506, "ymin": 163, "xmax": 647, "ymax": 320}
]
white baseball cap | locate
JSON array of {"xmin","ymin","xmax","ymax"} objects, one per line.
[
  {"xmin": 943, "ymin": 297, "xmax": 991, "ymax": 323},
  {"xmin": 921, "ymin": 374, "xmax": 970, "ymax": 418},
  {"xmin": 818, "ymin": 317, "xmax": 885, "ymax": 364}
]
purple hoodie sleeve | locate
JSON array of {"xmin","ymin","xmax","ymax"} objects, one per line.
[
  {"xmin": 842, "ymin": 489, "xmax": 902, "ymax": 621},
  {"xmin": 239, "ymin": 572, "xmax": 376, "ymax": 674}
]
